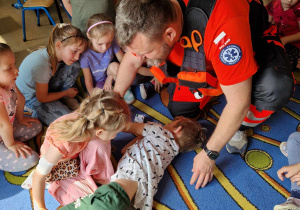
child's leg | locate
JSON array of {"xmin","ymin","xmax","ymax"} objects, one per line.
[
  {"xmin": 79, "ymin": 138, "xmax": 114, "ymax": 185},
  {"xmin": 49, "ymin": 61, "xmax": 81, "ymax": 91},
  {"xmin": 107, "ymin": 62, "xmax": 119, "ymax": 80},
  {"xmin": 287, "ymin": 132, "xmax": 300, "ymax": 197},
  {"xmin": 13, "ymin": 119, "xmax": 42, "ymax": 141},
  {"xmin": 26, "ymin": 97, "xmax": 70, "ymax": 126},
  {"xmin": 0, "ymin": 141, "xmax": 39, "ymax": 172}
]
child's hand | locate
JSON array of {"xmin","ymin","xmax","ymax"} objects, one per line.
[
  {"xmin": 280, "ymin": 37, "xmax": 288, "ymax": 46},
  {"xmin": 277, "ymin": 163, "xmax": 300, "ymax": 181},
  {"xmin": 66, "ymin": 88, "xmax": 79, "ymax": 98},
  {"xmin": 18, "ymin": 116, "xmax": 40, "ymax": 127},
  {"xmin": 6, "ymin": 141, "xmax": 33, "ymax": 158},
  {"xmin": 151, "ymin": 77, "xmax": 162, "ymax": 92},
  {"xmin": 103, "ymin": 76, "xmax": 114, "ymax": 90},
  {"xmin": 291, "ymin": 172, "xmax": 300, "ymax": 186}
]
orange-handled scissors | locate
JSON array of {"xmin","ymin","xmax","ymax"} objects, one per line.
[{"xmin": 180, "ymin": 30, "xmax": 203, "ymax": 52}]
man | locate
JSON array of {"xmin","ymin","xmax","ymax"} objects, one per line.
[{"xmin": 113, "ymin": 0, "xmax": 294, "ymax": 189}]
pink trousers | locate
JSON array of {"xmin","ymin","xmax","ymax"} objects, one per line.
[{"xmin": 48, "ymin": 138, "xmax": 114, "ymax": 205}]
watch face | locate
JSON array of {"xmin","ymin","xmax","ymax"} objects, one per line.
[{"xmin": 208, "ymin": 151, "xmax": 219, "ymax": 160}]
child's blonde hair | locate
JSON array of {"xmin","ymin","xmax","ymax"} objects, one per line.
[
  {"xmin": 49, "ymin": 89, "xmax": 130, "ymax": 143},
  {"xmin": 47, "ymin": 24, "xmax": 87, "ymax": 75},
  {"xmin": 0, "ymin": 43, "xmax": 12, "ymax": 56},
  {"xmin": 86, "ymin": 13, "xmax": 115, "ymax": 38},
  {"xmin": 173, "ymin": 116, "xmax": 206, "ymax": 153}
]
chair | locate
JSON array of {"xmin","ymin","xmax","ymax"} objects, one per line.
[{"xmin": 16, "ymin": 0, "xmax": 57, "ymax": 41}]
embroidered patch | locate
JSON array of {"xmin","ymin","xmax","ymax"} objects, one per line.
[{"xmin": 219, "ymin": 44, "xmax": 242, "ymax": 65}]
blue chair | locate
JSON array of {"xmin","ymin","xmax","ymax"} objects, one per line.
[{"xmin": 16, "ymin": 0, "xmax": 56, "ymax": 41}]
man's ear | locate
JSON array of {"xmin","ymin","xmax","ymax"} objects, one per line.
[
  {"xmin": 163, "ymin": 26, "xmax": 177, "ymax": 45},
  {"xmin": 173, "ymin": 125, "xmax": 182, "ymax": 136}
]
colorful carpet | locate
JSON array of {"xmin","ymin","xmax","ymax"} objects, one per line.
[{"xmin": 1, "ymin": 83, "xmax": 299, "ymax": 210}]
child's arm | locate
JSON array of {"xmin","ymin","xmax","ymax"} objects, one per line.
[
  {"xmin": 82, "ymin": 68, "xmax": 95, "ymax": 95},
  {"xmin": 35, "ymin": 82, "xmax": 78, "ymax": 102},
  {"xmin": 123, "ymin": 121, "xmax": 146, "ymax": 136},
  {"xmin": 32, "ymin": 145, "xmax": 63, "ymax": 210},
  {"xmin": 0, "ymin": 102, "xmax": 32, "ymax": 158},
  {"xmin": 281, "ymin": 21, "xmax": 300, "ymax": 45},
  {"xmin": 62, "ymin": 0, "xmax": 72, "ymax": 16},
  {"xmin": 15, "ymin": 86, "xmax": 39, "ymax": 126}
]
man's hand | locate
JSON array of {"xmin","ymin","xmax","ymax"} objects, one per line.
[{"xmin": 190, "ymin": 150, "xmax": 214, "ymax": 189}]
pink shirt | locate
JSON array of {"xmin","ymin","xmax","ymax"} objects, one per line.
[
  {"xmin": 267, "ymin": 0, "xmax": 300, "ymax": 48},
  {"xmin": 40, "ymin": 112, "xmax": 89, "ymax": 160},
  {"xmin": 0, "ymin": 84, "xmax": 17, "ymax": 124}
]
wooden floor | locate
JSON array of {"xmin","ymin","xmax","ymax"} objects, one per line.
[{"xmin": 0, "ymin": 0, "xmax": 70, "ymax": 67}]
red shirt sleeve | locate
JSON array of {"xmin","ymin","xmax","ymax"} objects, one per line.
[{"xmin": 204, "ymin": 0, "xmax": 257, "ymax": 86}]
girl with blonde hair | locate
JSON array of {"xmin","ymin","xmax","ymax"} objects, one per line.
[
  {"xmin": 16, "ymin": 24, "xmax": 87, "ymax": 126},
  {"xmin": 32, "ymin": 89, "xmax": 130, "ymax": 209}
]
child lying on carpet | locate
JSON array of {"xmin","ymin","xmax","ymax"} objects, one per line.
[
  {"xmin": 0, "ymin": 43, "xmax": 42, "ymax": 172},
  {"xmin": 32, "ymin": 89, "xmax": 130, "ymax": 210},
  {"xmin": 274, "ymin": 132, "xmax": 300, "ymax": 210},
  {"xmin": 61, "ymin": 116, "xmax": 206, "ymax": 210}
]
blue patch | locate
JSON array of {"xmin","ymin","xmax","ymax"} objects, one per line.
[{"xmin": 219, "ymin": 44, "xmax": 242, "ymax": 65}]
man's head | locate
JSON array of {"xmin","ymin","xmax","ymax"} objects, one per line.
[
  {"xmin": 164, "ymin": 116, "xmax": 206, "ymax": 153},
  {"xmin": 115, "ymin": 0, "xmax": 182, "ymax": 66}
]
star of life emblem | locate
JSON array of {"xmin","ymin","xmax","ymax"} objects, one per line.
[{"xmin": 219, "ymin": 44, "xmax": 242, "ymax": 65}]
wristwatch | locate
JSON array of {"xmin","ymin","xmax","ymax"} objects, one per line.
[{"xmin": 203, "ymin": 145, "xmax": 219, "ymax": 160}]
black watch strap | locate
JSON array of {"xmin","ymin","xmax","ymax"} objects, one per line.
[{"xmin": 203, "ymin": 145, "xmax": 219, "ymax": 160}]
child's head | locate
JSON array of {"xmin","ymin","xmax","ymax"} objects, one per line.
[
  {"xmin": 281, "ymin": 0, "xmax": 298, "ymax": 9},
  {"xmin": 48, "ymin": 23, "xmax": 87, "ymax": 73},
  {"xmin": 86, "ymin": 13, "xmax": 115, "ymax": 53},
  {"xmin": 49, "ymin": 89, "xmax": 130, "ymax": 142},
  {"xmin": 164, "ymin": 116, "xmax": 206, "ymax": 153},
  {"xmin": 0, "ymin": 43, "xmax": 18, "ymax": 88}
]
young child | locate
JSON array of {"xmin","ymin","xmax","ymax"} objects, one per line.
[
  {"xmin": 16, "ymin": 24, "xmax": 88, "ymax": 126},
  {"xmin": 0, "ymin": 43, "xmax": 42, "ymax": 172},
  {"xmin": 32, "ymin": 89, "xmax": 130, "ymax": 209},
  {"xmin": 80, "ymin": 13, "xmax": 123, "ymax": 95},
  {"xmin": 267, "ymin": 0, "xmax": 300, "ymax": 70},
  {"xmin": 274, "ymin": 132, "xmax": 300, "ymax": 209},
  {"xmin": 61, "ymin": 116, "xmax": 206, "ymax": 210}
]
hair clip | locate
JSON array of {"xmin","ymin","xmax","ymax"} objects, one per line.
[
  {"xmin": 58, "ymin": 23, "xmax": 70, "ymax": 28},
  {"xmin": 61, "ymin": 35, "xmax": 86, "ymax": 42}
]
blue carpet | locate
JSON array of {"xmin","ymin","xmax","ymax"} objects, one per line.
[{"xmin": 1, "ymin": 84, "xmax": 299, "ymax": 210}]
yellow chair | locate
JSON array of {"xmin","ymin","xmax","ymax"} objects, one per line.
[{"xmin": 17, "ymin": 0, "xmax": 57, "ymax": 41}]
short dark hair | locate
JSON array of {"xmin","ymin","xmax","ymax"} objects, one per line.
[
  {"xmin": 115, "ymin": 0, "xmax": 177, "ymax": 47},
  {"xmin": 173, "ymin": 117, "xmax": 206, "ymax": 153}
]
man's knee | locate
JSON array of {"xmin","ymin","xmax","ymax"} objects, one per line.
[{"xmin": 252, "ymin": 65, "xmax": 294, "ymax": 111}]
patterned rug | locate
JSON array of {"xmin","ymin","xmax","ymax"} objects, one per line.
[{"xmin": 1, "ymin": 83, "xmax": 299, "ymax": 210}]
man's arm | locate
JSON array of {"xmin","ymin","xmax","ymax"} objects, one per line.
[
  {"xmin": 114, "ymin": 51, "xmax": 144, "ymax": 97},
  {"xmin": 190, "ymin": 77, "xmax": 252, "ymax": 189}
]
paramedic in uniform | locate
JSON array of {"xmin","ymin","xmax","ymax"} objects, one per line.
[{"xmin": 113, "ymin": 0, "xmax": 294, "ymax": 189}]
